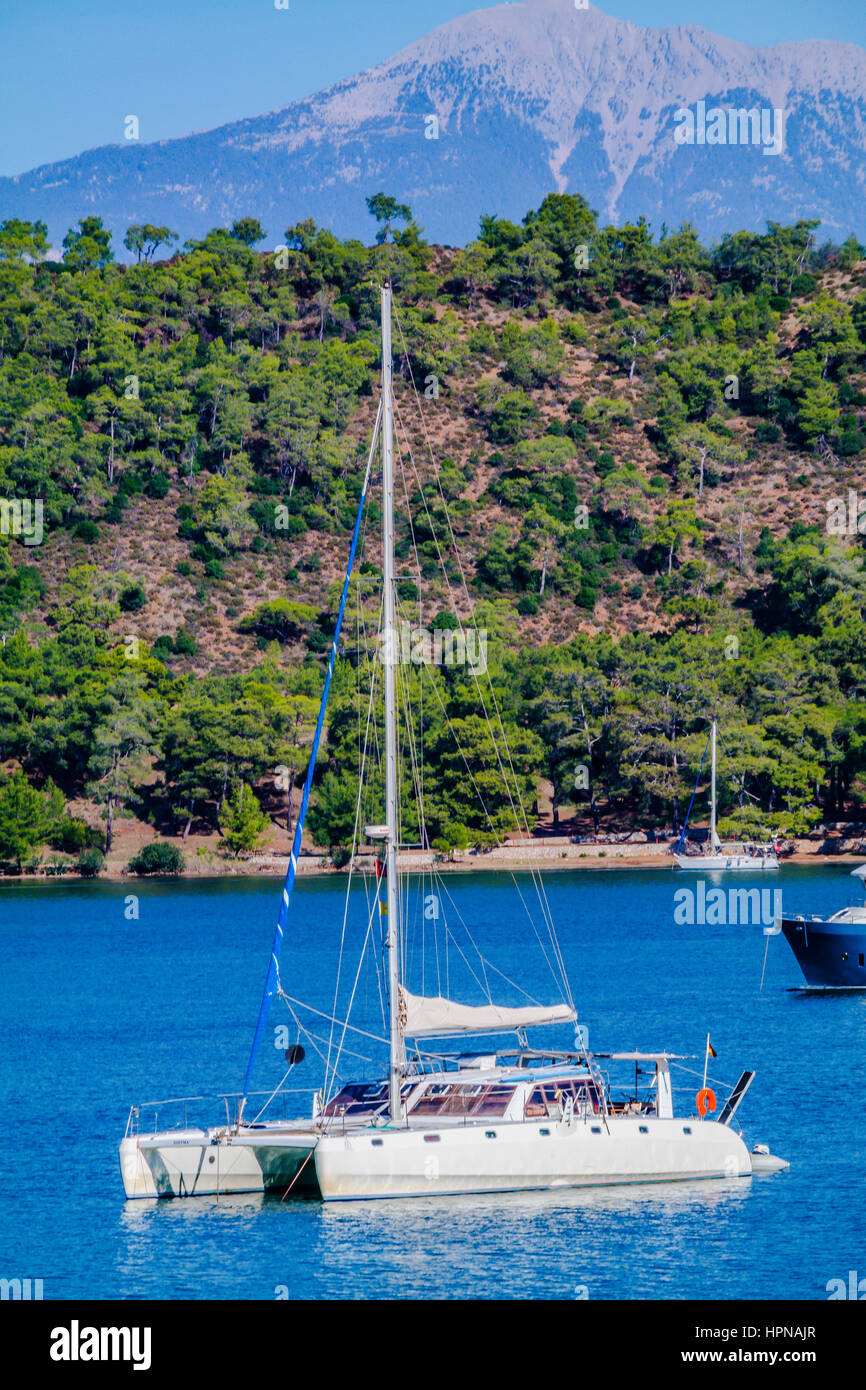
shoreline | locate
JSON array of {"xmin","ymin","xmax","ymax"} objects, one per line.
[{"xmin": 3, "ymin": 843, "xmax": 864, "ymax": 885}]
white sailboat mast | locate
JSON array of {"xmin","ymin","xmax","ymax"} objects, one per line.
[
  {"xmin": 381, "ymin": 286, "xmax": 404, "ymax": 1124},
  {"xmin": 710, "ymin": 719, "xmax": 719, "ymax": 851}
]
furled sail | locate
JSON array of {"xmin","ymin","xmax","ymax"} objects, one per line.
[{"xmin": 399, "ymin": 987, "xmax": 576, "ymax": 1038}]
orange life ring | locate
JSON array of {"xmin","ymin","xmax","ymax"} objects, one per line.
[{"xmin": 696, "ymin": 1087, "xmax": 716, "ymax": 1117}]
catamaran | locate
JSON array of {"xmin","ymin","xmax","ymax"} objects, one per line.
[
  {"xmin": 119, "ymin": 287, "xmax": 788, "ymax": 1202},
  {"xmin": 673, "ymin": 721, "xmax": 780, "ymax": 871}
]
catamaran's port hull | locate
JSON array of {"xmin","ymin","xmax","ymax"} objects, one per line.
[
  {"xmin": 119, "ymin": 1130, "xmax": 320, "ymax": 1199},
  {"xmin": 781, "ymin": 917, "xmax": 866, "ymax": 987},
  {"xmin": 313, "ymin": 1118, "xmax": 754, "ymax": 1201}
]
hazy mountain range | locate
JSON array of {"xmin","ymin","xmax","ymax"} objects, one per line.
[{"xmin": 2, "ymin": 0, "xmax": 865, "ymax": 251}]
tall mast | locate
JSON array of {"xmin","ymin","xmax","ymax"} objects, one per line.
[
  {"xmin": 381, "ymin": 285, "xmax": 404, "ymax": 1124},
  {"xmin": 710, "ymin": 719, "xmax": 718, "ymax": 851}
]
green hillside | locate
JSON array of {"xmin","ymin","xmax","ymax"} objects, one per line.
[{"xmin": 1, "ymin": 197, "xmax": 866, "ymax": 871}]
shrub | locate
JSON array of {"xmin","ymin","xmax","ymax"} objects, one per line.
[
  {"xmin": 128, "ymin": 842, "xmax": 185, "ymax": 875},
  {"xmin": 467, "ymin": 324, "xmax": 495, "ymax": 355},
  {"xmin": 562, "ymin": 316, "xmax": 589, "ymax": 345},
  {"xmin": 145, "ymin": 473, "xmax": 170, "ymax": 499},
  {"xmin": 594, "ymin": 451, "xmax": 616, "ymax": 478},
  {"xmin": 791, "ymin": 274, "xmax": 817, "ymax": 297},
  {"xmin": 74, "ymin": 519, "xmax": 100, "ymax": 543},
  {"xmin": 517, "ymin": 594, "xmax": 540, "ymax": 615},
  {"xmin": 220, "ymin": 783, "xmax": 267, "ymax": 855},
  {"xmin": 119, "ymin": 582, "xmax": 146, "ymax": 612},
  {"xmin": 76, "ymin": 848, "xmax": 105, "ymax": 877},
  {"xmin": 173, "ymin": 627, "xmax": 196, "ymax": 655},
  {"xmin": 54, "ymin": 816, "xmax": 102, "ymax": 853},
  {"xmin": 838, "ymin": 429, "xmax": 866, "ymax": 457},
  {"xmin": 754, "ymin": 423, "xmax": 781, "ymax": 443}
]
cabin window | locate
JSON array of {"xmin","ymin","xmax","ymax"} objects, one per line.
[
  {"xmin": 591, "ymin": 1126, "xmax": 602, "ymax": 1134},
  {"xmin": 323, "ymin": 1081, "xmax": 412, "ymax": 1119},
  {"xmin": 323, "ymin": 1082, "xmax": 389, "ymax": 1117},
  {"xmin": 860, "ymin": 955, "xmax": 865, "ymax": 967},
  {"xmin": 371, "ymin": 1138, "xmax": 383, "ymax": 1147},
  {"xmin": 411, "ymin": 1083, "xmax": 515, "ymax": 1118},
  {"xmin": 639, "ymin": 1125, "xmax": 649, "ymax": 1134},
  {"xmin": 683, "ymin": 1127, "xmax": 692, "ymax": 1135},
  {"xmin": 485, "ymin": 1131, "xmax": 497, "ymax": 1140},
  {"xmin": 842, "ymin": 953, "xmax": 849, "ymax": 962},
  {"xmin": 524, "ymin": 1080, "xmax": 600, "ymax": 1119},
  {"xmin": 539, "ymin": 1128, "xmax": 550, "ymax": 1136},
  {"xmin": 423, "ymin": 1134, "xmax": 441, "ymax": 1144}
]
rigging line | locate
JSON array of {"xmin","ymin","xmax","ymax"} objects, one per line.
[
  {"xmin": 355, "ymin": 592, "xmax": 388, "ymax": 1034},
  {"xmin": 392, "ymin": 393, "xmax": 536, "ymax": 865},
  {"xmin": 407, "ymin": 636, "xmax": 495, "ymax": 831},
  {"xmin": 326, "ymin": 885, "xmax": 388, "ymax": 1102},
  {"xmin": 420, "ymin": 852, "xmax": 494, "ymax": 1001},
  {"xmin": 240, "ymin": 400, "xmax": 381, "ymax": 1108},
  {"xmin": 324, "ymin": 740, "xmax": 385, "ymax": 1092},
  {"xmin": 392, "ymin": 330, "xmax": 573, "ymax": 1012},
  {"xmin": 393, "ymin": 448, "xmax": 439, "ymax": 994},
  {"xmin": 295, "ymin": 1024, "xmax": 374, "ymax": 1067},
  {"xmin": 278, "ymin": 989, "xmax": 390, "ymax": 1047},
  {"xmin": 323, "ymin": 644, "xmax": 380, "ymax": 1094},
  {"xmin": 394, "ymin": 320, "xmax": 574, "ymax": 1005},
  {"xmin": 276, "ymin": 994, "xmax": 335, "ymax": 1074},
  {"xmin": 248, "ymin": 1066, "xmax": 295, "ymax": 1125},
  {"xmin": 670, "ymin": 1061, "xmax": 736, "ymax": 1091},
  {"xmin": 508, "ymin": 871, "xmax": 565, "ymax": 996},
  {"xmin": 431, "ymin": 869, "xmax": 549, "ymax": 1006},
  {"xmin": 392, "ymin": 644, "xmax": 440, "ymax": 995},
  {"xmin": 395, "ymin": 417, "xmax": 570, "ymax": 1003},
  {"xmin": 435, "ymin": 914, "xmax": 494, "ymax": 1001}
]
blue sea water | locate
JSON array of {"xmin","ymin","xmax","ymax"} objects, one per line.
[{"xmin": 0, "ymin": 863, "xmax": 863, "ymax": 1301}]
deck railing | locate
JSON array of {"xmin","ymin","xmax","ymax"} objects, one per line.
[{"xmin": 124, "ymin": 1087, "xmax": 319, "ymax": 1139}]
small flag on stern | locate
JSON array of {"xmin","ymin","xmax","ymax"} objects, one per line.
[{"xmin": 708, "ymin": 1040, "xmax": 717, "ymax": 1058}]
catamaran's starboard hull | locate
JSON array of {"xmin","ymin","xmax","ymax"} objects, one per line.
[
  {"xmin": 313, "ymin": 1117, "xmax": 753, "ymax": 1202},
  {"xmin": 674, "ymin": 855, "xmax": 779, "ymax": 871},
  {"xmin": 119, "ymin": 1129, "xmax": 320, "ymax": 1199}
]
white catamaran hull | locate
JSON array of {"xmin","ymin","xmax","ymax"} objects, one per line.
[
  {"xmin": 314, "ymin": 1116, "xmax": 753, "ymax": 1202},
  {"xmin": 119, "ymin": 1127, "xmax": 319, "ymax": 1199}
]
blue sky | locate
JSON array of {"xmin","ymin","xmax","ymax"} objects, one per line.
[{"xmin": 1, "ymin": 0, "xmax": 863, "ymax": 177}]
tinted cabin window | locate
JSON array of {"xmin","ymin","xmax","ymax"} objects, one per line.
[
  {"xmin": 323, "ymin": 1081, "xmax": 414, "ymax": 1118},
  {"xmin": 411, "ymin": 1083, "xmax": 515, "ymax": 1118},
  {"xmin": 323, "ymin": 1082, "xmax": 389, "ymax": 1118}
]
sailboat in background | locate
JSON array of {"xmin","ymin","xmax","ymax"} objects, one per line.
[
  {"xmin": 119, "ymin": 289, "xmax": 787, "ymax": 1202},
  {"xmin": 673, "ymin": 722, "xmax": 780, "ymax": 871}
]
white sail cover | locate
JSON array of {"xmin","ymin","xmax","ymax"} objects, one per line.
[{"xmin": 399, "ymin": 987, "xmax": 576, "ymax": 1037}]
